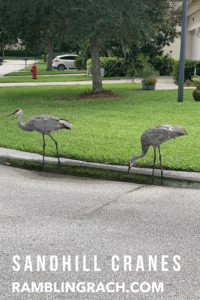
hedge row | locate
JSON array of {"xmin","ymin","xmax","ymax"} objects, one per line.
[
  {"xmin": 87, "ymin": 55, "xmax": 176, "ymax": 77},
  {"xmin": 152, "ymin": 56, "xmax": 176, "ymax": 76},
  {"xmin": 0, "ymin": 50, "xmax": 38, "ymax": 57},
  {"xmin": 87, "ymin": 57, "xmax": 135, "ymax": 77},
  {"xmin": 172, "ymin": 59, "xmax": 200, "ymax": 82}
]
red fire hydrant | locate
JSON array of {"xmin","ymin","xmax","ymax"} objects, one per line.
[{"xmin": 30, "ymin": 64, "xmax": 37, "ymax": 79}]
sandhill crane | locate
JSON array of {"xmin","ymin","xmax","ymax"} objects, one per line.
[
  {"xmin": 7, "ymin": 108, "xmax": 72, "ymax": 170},
  {"xmin": 128, "ymin": 124, "xmax": 188, "ymax": 180}
]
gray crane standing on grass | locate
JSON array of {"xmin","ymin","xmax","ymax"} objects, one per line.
[
  {"xmin": 128, "ymin": 124, "xmax": 188, "ymax": 180},
  {"xmin": 7, "ymin": 108, "xmax": 72, "ymax": 170}
]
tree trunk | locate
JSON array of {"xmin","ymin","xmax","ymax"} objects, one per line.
[
  {"xmin": 89, "ymin": 35, "xmax": 103, "ymax": 93},
  {"xmin": 46, "ymin": 38, "xmax": 53, "ymax": 71}
]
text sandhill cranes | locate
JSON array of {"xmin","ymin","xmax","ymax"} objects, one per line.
[
  {"xmin": 128, "ymin": 124, "xmax": 188, "ymax": 180},
  {"xmin": 7, "ymin": 108, "xmax": 72, "ymax": 170}
]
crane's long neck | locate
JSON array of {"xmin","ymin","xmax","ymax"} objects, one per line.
[
  {"xmin": 129, "ymin": 145, "xmax": 149, "ymax": 167},
  {"xmin": 17, "ymin": 110, "xmax": 27, "ymax": 131}
]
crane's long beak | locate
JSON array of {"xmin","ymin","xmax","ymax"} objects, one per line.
[{"xmin": 7, "ymin": 111, "xmax": 16, "ymax": 117}]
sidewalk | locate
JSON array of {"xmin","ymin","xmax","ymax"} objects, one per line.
[
  {"xmin": 0, "ymin": 147, "xmax": 200, "ymax": 189},
  {"xmin": 0, "ymin": 76, "xmax": 195, "ymax": 89}
]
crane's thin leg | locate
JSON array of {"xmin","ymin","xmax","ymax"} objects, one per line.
[
  {"xmin": 151, "ymin": 147, "xmax": 156, "ymax": 181},
  {"xmin": 42, "ymin": 134, "xmax": 45, "ymax": 171},
  {"xmin": 158, "ymin": 146, "xmax": 163, "ymax": 181},
  {"xmin": 49, "ymin": 134, "xmax": 61, "ymax": 169}
]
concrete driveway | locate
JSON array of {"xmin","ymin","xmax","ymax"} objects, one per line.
[
  {"xmin": 0, "ymin": 59, "xmax": 35, "ymax": 77},
  {"xmin": 1, "ymin": 164, "xmax": 200, "ymax": 299}
]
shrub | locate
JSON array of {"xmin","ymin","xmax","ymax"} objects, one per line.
[
  {"xmin": 41, "ymin": 54, "xmax": 46, "ymax": 62},
  {"xmin": 126, "ymin": 60, "xmax": 135, "ymax": 77},
  {"xmin": 185, "ymin": 80, "xmax": 191, "ymax": 86},
  {"xmin": 191, "ymin": 75, "xmax": 199, "ymax": 82},
  {"xmin": 74, "ymin": 55, "xmax": 87, "ymax": 70},
  {"xmin": 133, "ymin": 54, "xmax": 159, "ymax": 79},
  {"xmin": 143, "ymin": 77, "xmax": 157, "ymax": 86},
  {"xmin": 87, "ymin": 57, "xmax": 135, "ymax": 77},
  {"xmin": 75, "ymin": 40, "xmax": 90, "ymax": 70},
  {"xmin": 152, "ymin": 55, "xmax": 176, "ymax": 76},
  {"xmin": 172, "ymin": 59, "xmax": 200, "ymax": 82}
]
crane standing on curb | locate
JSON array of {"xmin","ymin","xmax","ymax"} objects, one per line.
[
  {"xmin": 128, "ymin": 124, "xmax": 188, "ymax": 181},
  {"xmin": 7, "ymin": 108, "xmax": 72, "ymax": 170}
]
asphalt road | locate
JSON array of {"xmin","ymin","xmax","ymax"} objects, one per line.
[{"xmin": 1, "ymin": 164, "xmax": 200, "ymax": 299}]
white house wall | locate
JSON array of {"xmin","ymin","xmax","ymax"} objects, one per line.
[
  {"xmin": 187, "ymin": 0, "xmax": 200, "ymax": 19},
  {"xmin": 163, "ymin": 26, "xmax": 181, "ymax": 60},
  {"xmin": 187, "ymin": 9, "xmax": 200, "ymax": 30},
  {"xmin": 167, "ymin": 1, "xmax": 200, "ymax": 60}
]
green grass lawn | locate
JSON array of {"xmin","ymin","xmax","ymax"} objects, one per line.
[
  {"xmin": 0, "ymin": 75, "xmax": 127, "ymax": 82},
  {"xmin": 0, "ymin": 75, "xmax": 92, "ymax": 82},
  {"xmin": 0, "ymin": 83, "xmax": 198, "ymax": 171},
  {"xmin": 4, "ymin": 57, "xmax": 37, "ymax": 60},
  {"xmin": 5, "ymin": 59, "xmax": 87, "ymax": 76}
]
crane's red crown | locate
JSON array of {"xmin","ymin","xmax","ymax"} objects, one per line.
[{"xmin": 15, "ymin": 109, "xmax": 20, "ymax": 113}]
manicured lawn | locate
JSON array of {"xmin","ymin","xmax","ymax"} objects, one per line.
[
  {"xmin": 6, "ymin": 70, "xmax": 87, "ymax": 76},
  {"xmin": 0, "ymin": 75, "xmax": 92, "ymax": 82},
  {"xmin": 0, "ymin": 75, "xmax": 127, "ymax": 82},
  {"xmin": 5, "ymin": 60, "xmax": 87, "ymax": 76},
  {"xmin": 0, "ymin": 83, "xmax": 197, "ymax": 171},
  {"xmin": 4, "ymin": 57, "xmax": 37, "ymax": 60}
]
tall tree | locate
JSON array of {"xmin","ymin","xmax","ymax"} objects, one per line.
[
  {"xmin": 0, "ymin": 0, "xmax": 67, "ymax": 70},
  {"xmin": 58, "ymin": 0, "xmax": 174, "ymax": 93},
  {"xmin": 0, "ymin": 0, "xmax": 177, "ymax": 88},
  {"xmin": 98, "ymin": 2, "xmax": 182, "ymax": 61}
]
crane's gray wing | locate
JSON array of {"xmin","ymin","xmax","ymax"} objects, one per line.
[
  {"xmin": 155, "ymin": 125, "xmax": 188, "ymax": 137},
  {"xmin": 168, "ymin": 125, "xmax": 187, "ymax": 137},
  {"xmin": 25, "ymin": 115, "xmax": 58, "ymax": 133},
  {"xmin": 59, "ymin": 119, "xmax": 72, "ymax": 130},
  {"xmin": 142, "ymin": 126, "xmax": 176, "ymax": 147},
  {"xmin": 142, "ymin": 124, "xmax": 187, "ymax": 148},
  {"xmin": 26, "ymin": 115, "xmax": 72, "ymax": 133}
]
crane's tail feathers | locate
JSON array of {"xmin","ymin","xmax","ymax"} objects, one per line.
[
  {"xmin": 169, "ymin": 126, "xmax": 188, "ymax": 137},
  {"xmin": 127, "ymin": 164, "xmax": 131, "ymax": 174},
  {"xmin": 59, "ymin": 119, "xmax": 72, "ymax": 130}
]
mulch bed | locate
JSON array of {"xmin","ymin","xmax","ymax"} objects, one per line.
[{"xmin": 54, "ymin": 90, "xmax": 123, "ymax": 101}]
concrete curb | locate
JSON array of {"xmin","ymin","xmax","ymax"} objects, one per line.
[{"xmin": 0, "ymin": 147, "xmax": 200, "ymax": 189}]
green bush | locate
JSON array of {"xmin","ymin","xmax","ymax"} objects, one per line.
[
  {"xmin": 143, "ymin": 77, "xmax": 157, "ymax": 86},
  {"xmin": 75, "ymin": 39, "xmax": 90, "ymax": 70},
  {"xmin": 191, "ymin": 75, "xmax": 199, "ymax": 82},
  {"xmin": 134, "ymin": 54, "xmax": 159, "ymax": 79},
  {"xmin": 74, "ymin": 55, "xmax": 87, "ymax": 70},
  {"xmin": 87, "ymin": 57, "xmax": 135, "ymax": 77},
  {"xmin": 152, "ymin": 55, "xmax": 176, "ymax": 76},
  {"xmin": 172, "ymin": 59, "xmax": 200, "ymax": 82},
  {"xmin": 41, "ymin": 54, "xmax": 46, "ymax": 62},
  {"xmin": 126, "ymin": 60, "xmax": 135, "ymax": 77}
]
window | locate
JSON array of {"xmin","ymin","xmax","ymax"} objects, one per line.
[{"xmin": 60, "ymin": 56, "xmax": 77, "ymax": 60}]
